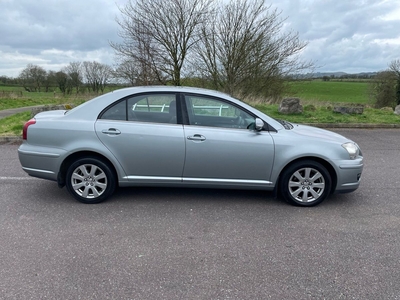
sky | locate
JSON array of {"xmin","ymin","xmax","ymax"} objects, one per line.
[{"xmin": 1, "ymin": 0, "xmax": 400, "ymax": 78}]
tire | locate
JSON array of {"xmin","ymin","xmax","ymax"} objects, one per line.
[
  {"xmin": 279, "ymin": 160, "xmax": 331, "ymax": 207},
  {"xmin": 65, "ymin": 157, "xmax": 116, "ymax": 204}
]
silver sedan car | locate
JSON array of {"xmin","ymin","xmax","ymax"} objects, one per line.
[{"xmin": 18, "ymin": 86, "xmax": 363, "ymax": 206}]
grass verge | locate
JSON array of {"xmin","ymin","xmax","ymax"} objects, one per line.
[
  {"xmin": 1, "ymin": 104, "xmax": 399, "ymax": 138},
  {"xmin": 256, "ymin": 104, "xmax": 400, "ymax": 124},
  {"xmin": 0, "ymin": 111, "xmax": 31, "ymax": 137},
  {"xmin": 1, "ymin": 82, "xmax": 399, "ymax": 137}
]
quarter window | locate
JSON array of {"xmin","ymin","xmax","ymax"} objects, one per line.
[{"xmin": 100, "ymin": 100, "xmax": 127, "ymax": 121}]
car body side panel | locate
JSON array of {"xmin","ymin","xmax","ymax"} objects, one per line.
[
  {"xmin": 18, "ymin": 144, "xmax": 67, "ymax": 181},
  {"xmin": 18, "ymin": 118, "xmax": 129, "ymax": 183},
  {"xmin": 95, "ymin": 120, "xmax": 186, "ymax": 182},
  {"xmin": 182, "ymin": 125, "xmax": 275, "ymax": 186},
  {"xmin": 268, "ymin": 130, "xmax": 363, "ymax": 192}
]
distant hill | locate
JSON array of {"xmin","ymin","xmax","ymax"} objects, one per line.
[{"xmin": 296, "ymin": 71, "xmax": 378, "ymax": 79}]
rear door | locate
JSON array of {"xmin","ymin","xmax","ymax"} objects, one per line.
[{"xmin": 95, "ymin": 93, "xmax": 185, "ymax": 183}]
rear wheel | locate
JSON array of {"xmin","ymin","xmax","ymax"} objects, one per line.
[
  {"xmin": 280, "ymin": 160, "xmax": 331, "ymax": 207},
  {"xmin": 66, "ymin": 157, "xmax": 116, "ymax": 204}
]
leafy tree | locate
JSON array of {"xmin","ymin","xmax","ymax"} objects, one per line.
[
  {"xmin": 389, "ymin": 59, "xmax": 400, "ymax": 105},
  {"xmin": 322, "ymin": 76, "xmax": 330, "ymax": 81},
  {"xmin": 18, "ymin": 64, "xmax": 47, "ymax": 92},
  {"xmin": 0, "ymin": 75, "xmax": 18, "ymax": 85},
  {"xmin": 55, "ymin": 71, "xmax": 72, "ymax": 95},
  {"xmin": 43, "ymin": 70, "xmax": 57, "ymax": 92},
  {"xmin": 369, "ymin": 71, "xmax": 397, "ymax": 108}
]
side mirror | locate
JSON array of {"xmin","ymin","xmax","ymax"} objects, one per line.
[{"xmin": 255, "ymin": 118, "xmax": 264, "ymax": 131}]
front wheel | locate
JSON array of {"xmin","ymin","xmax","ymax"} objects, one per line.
[
  {"xmin": 280, "ymin": 160, "xmax": 332, "ymax": 207},
  {"xmin": 66, "ymin": 157, "xmax": 116, "ymax": 204}
]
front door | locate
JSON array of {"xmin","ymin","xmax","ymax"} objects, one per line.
[{"xmin": 182, "ymin": 94, "xmax": 275, "ymax": 187}]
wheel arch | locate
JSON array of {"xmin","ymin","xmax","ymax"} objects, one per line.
[
  {"xmin": 278, "ymin": 157, "xmax": 338, "ymax": 194},
  {"xmin": 57, "ymin": 151, "xmax": 119, "ymax": 188}
]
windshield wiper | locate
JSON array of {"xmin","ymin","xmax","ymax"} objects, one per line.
[{"xmin": 276, "ymin": 119, "xmax": 294, "ymax": 130}]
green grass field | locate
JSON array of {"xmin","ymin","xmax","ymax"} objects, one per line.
[
  {"xmin": 0, "ymin": 80, "xmax": 399, "ymax": 137},
  {"xmin": 0, "ymin": 88, "xmax": 97, "ymax": 110},
  {"xmin": 0, "ymin": 80, "xmax": 371, "ymax": 105},
  {"xmin": 255, "ymin": 104, "xmax": 399, "ymax": 124},
  {"xmin": 284, "ymin": 80, "xmax": 370, "ymax": 104},
  {"xmin": 0, "ymin": 111, "xmax": 31, "ymax": 136}
]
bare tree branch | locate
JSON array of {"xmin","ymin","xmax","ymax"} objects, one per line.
[
  {"xmin": 195, "ymin": 0, "xmax": 312, "ymax": 100},
  {"xmin": 63, "ymin": 62, "xmax": 83, "ymax": 94},
  {"xmin": 110, "ymin": 0, "xmax": 214, "ymax": 86},
  {"xmin": 82, "ymin": 61, "xmax": 113, "ymax": 94}
]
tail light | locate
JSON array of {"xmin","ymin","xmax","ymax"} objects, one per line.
[{"xmin": 23, "ymin": 118, "xmax": 36, "ymax": 140}]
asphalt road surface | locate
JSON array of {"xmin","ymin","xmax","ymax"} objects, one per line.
[{"xmin": 1, "ymin": 129, "xmax": 399, "ymax": 299}]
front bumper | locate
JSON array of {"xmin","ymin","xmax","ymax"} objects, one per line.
[{"xmin": 334, "ymin": 157, "xmax": 364, "ymax": 193}]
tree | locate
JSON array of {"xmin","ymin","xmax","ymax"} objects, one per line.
[
  {"xmin": 63, "ymin": 62, "xmax": 83, "ymax": 94},
  {"xmin": 322, "ymin": 76, "xmax": 331, "ymax": 82},
  {"xmin": 113, "ymin": 59, "xmax": 137, "ymax": 86},
  {"xmin": 111, "ymin": 0, "xmax": 214, "ymax": 86},
  {"xmin": 114, "ymin": 58, "xmax": 163, "ymax": 86},
  {"xmin": 0, "ymin": 75, "xmax": 18, "ymax": 85},
  {"xmin": 18, "ymin": 64, "xmax": 47, "ymax": 92},
  {"xmin": 55, "ymin": 71, "xmax": 72, "ymax": 95},
  {"xmin": 195, "ymin": 0, "xmax": 311, "ymax": 100},
  {"xmin": 43, "ymin": 70, "xmax": 57, "ymax": 92},
  {"xmin": 389, "ymin": 59, "xmax": 400, "ymax": 105},
  {"xmin": 369, "ymin": 71, "xmax": 397, "ymax": 108},
  {"xmin": 82, "ymin": 61, "xmax": 113, "ymax": 94}
]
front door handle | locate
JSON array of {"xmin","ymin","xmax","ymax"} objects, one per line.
[
  {"xmin": 187, "ymin": 134, "xmax": 206, "ymax": 142},
  {"xmin": 102, "ymin": 128, "xmax": 121, "ymax": 135}
]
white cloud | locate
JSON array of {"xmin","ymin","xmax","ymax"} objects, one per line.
[
  {"xmin": 271, "ymin": 0, "xmax": 400, "ymax": 72},
  {"xmin": 0, "ymin": 0, "xmax": 400, "ymax": 77}
]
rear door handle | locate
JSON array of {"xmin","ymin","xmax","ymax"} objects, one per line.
[
  {"xmin": 187, "ymin": 134, "xmax": 206, "ymax": 141},
  {"xmin": 102, "ymin": 128, "xmax": 121, "ymax": 135}
]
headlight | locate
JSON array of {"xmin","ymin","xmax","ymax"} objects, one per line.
[{"xmin": 342, "ymin": 142, "xmax": 359, "ymax": 160}]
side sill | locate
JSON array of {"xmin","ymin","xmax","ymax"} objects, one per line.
[
  {"xmin": 22, "ymin": 167, "xmax": 55, "ymax": 175},
  {"xmin": 123, "ymin": 176, "xmax": 272, "ymax": 186}
]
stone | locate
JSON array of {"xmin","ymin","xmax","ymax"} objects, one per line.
[
  {"xmin": 278, "ymin": 98, "xmax": 303, "ymax": 114},
  {"xmin": 333, "ymin": 106, "xmax": 364, "ymax": 114},
  {"xmin": 395, "ymin": 105, "xmax": 400, "ymax": 115}
]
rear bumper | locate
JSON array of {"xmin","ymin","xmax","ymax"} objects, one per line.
[{"xmin": 18, "ymin": 143, "xmax": 66, "ymax": 181}]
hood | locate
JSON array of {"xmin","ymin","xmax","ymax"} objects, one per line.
[{"xmin": 291, "ymin": 123, "xmax": 351, "ymax": 143}]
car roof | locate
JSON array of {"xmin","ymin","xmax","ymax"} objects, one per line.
[{"xmin": 109, "ymin": 86, "xmax": 231, "ymax": 98}]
